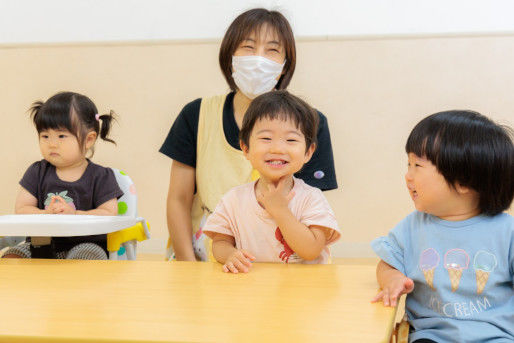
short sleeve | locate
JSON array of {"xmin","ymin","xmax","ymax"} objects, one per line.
[
  {"xmin": 295, "ymin": 111, "xmax": 338, "ymax": 191},
  {"xmin": 371, "ymin": 217, "xmax": 410, "ymax": 275},
  {"xmin": 93, "ymin": 167, "xmax": 124, "ymax": 208},
  {"xmin": 159, "ymin": 98, "xmax": 201, "ymax": 168},
  {"xmin": 300, "ymin": 188, "xmax": 340, "ymax": 244},
  {"xmin": 202, "ymin": 197, "xmax": 235, "ymax": 239},
  {"xmin": 19, "ymin": 161, "xmax": 41, "ymax": 198}
]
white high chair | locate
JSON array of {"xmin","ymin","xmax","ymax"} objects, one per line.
[{"xmin": 107, "ymin": 168, "xmax": 150, "ymax": 260}]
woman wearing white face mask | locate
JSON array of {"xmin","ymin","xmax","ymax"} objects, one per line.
[{"xmin": 160, "ymin": 8, "xmax": 338, "ymax": 261}]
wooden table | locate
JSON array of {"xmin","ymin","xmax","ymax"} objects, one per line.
[{"xmin": 0, "ymin": 260, "xmax": 396, "ymax": 342}]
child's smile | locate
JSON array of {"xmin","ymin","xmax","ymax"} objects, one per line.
[{"xmin": 265, "ymin": 158, "xmax": 289, "ymax": 168}]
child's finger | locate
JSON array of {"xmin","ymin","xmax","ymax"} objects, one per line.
[
  {"xmin": 225, "ymin": 262, "xmax": 239, "ymax": 274},
  {"xmin": 403, "ymin": 278, "xmax": 415, "ymax": 294},
  {"xmin": 286, "ymin": 191, "xmax": 296, "ymax": 202},
  {"xmin": 389, "ymin": 292, "xmax": 399, "ymax": 307},
  {"xmin": 222, "ymin": 264, "xmax": 229, "ymax": 273},
  {"xmin": 382, "ymin": 289, "xmax": 390, "ymax": 306},
  {"xmin": 233, "ymin": 260, "xmax": 249, "ymax": 273},
  {"xmin": 371, "ymin": 291, "xmax": 384, "ymax": 303},
  {"xmin": 241, "ymin": 250, "xmax": 256, "ymax": 261},
  {"xmin": 54, "ymin": 196, "xmax": 66, "ymax": 204},
  {"xmin": 236, "ymin": 255, "xmax": 252, "ymax": 269}
]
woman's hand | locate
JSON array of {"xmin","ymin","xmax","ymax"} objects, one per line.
[{"xmin": 223, "ymin": 249, "xmax": 255, "ymax": 273}]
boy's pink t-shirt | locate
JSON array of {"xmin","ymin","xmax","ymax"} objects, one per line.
[{"xmin": 203, "ymin": 177, "xmax": 340, "ymax": 264}]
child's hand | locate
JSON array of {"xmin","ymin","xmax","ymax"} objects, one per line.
[
  {"xmin": 223, "ymin": 249, "xmax": 256, "ymax": 273},
  {"xmin": 48, "ymin": 196, "xmax": 76, "ymax": 215},
  {"xmin": 371, "ymin": 276, "xmax": 414, "ymax": 307},
  {"xmin": 45, "ymin": 197, "xmax": 61, "ymax": 214},
  {"xmin": 256, "ymin": 177, "xmax": 295, "ymax": 216}
]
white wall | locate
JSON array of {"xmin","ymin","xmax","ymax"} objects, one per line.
[{"xmin": 1, "ymin": 0, "xmax": 514, "ymax": 44}]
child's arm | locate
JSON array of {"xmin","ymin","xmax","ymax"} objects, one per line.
[
  {"xmin": 211, "ymin": 233, "xmax": 255, "ymax": 273},
  {"xmin": 258, "ymin": 178, "xmax": 328, "ymax": 261},
  {"xmin": 371, "ymin": 260, "xmax": 414, "ymax": 307},
  {"xmin": 15, "ymin": 187, "xmax": 47, "ymax": 214},
  {"xmin": 76, "ymin": 198, "xmax": 118, "ymax": 216}
]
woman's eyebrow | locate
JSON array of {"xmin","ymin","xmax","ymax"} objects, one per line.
[{"xmin": 266, "ymin": 40, "xmax": 281, "ymax": 46}]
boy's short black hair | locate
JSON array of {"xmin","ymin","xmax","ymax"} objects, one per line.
[
  {"xmin": 239, "ymin": 90, "xmax": 318, "ymax": 152},
  {"xmin": 406, "ymin": 110, "xmax": 514, "ymax": 215}
]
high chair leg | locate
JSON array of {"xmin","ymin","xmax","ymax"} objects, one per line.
[
  {"xmin": 109, "ymin": 251, "xmax": 118, "ymax": 260},
  {"xmin": 124, "ymin": 241, "xmax": 136, "ymax": 260}
]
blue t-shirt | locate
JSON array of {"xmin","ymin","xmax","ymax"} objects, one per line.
[{"xmin": 372, "ymin": 211, "xmax": 514, "ymax": 343}]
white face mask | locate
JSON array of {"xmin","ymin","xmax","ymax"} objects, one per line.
[{"xmin": 232, "ymin": 55, "xmax": 285, "ymax": 99}]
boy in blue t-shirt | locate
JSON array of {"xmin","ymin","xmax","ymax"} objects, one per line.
[{"xmin": 371, "ymin": 110, "xmax": 514, "ymax": 343}]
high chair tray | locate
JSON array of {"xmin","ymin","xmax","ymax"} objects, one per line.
[{"xmin": 0, "ymin": 214, "xmax": 137, "ymax": 236}]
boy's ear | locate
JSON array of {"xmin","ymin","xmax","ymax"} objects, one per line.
[
  {"xmin": 455, "ymin": 182, "xmax": 472, "ymax": 195},
  {"xmin": 85, "ymin": 131, "xmax": 97, "ymax": 150},
  {"xmin": 240, "ymin": 140, "xmax": 250, "ymax": 159},
  {"xmin": 303, "ymin": 143, "xmax": 316, "ymax": 164}
]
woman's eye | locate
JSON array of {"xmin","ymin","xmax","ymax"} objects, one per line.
[
  {"xmin": 59, "ymin": 135, "xmax": 67, "ymax": 138},
  {"xmin": 287, "ymin": 139, "xmax": 298, "ymax": 143}
]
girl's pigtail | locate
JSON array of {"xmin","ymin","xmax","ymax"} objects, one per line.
[
  {"xmin": 29, "ymin": 100, "xmax": 44, "ymax": 123},
  {"xmin": 98, "ymin": 110, "xmax": 117, "ymax": 144}
]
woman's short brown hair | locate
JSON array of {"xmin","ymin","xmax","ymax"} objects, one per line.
[{"xmin": 219, "ymin": 8, "xmax": 296, "ymax": 91}]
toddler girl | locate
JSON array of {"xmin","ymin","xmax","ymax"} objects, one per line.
[{"xmin": 2, "ymin": 91, "xmax": 123, "ymax": 259}]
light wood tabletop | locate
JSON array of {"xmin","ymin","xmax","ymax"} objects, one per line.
[{"xmin": 0, "ymin": 259, "xmax": 396, "ymax": 343}]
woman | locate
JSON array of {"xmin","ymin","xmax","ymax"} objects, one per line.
[{"xmin": 160, "ymin": 8, "xmax": 337, "ymax": 261}]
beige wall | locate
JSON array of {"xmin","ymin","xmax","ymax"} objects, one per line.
[{"xmin": 1, "ymin": 35, "xmax": 513, "ymax": 257}]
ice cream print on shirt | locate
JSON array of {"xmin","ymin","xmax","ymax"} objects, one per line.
[
  {"xmin": 44, "ymin": 191, "xmax": 76, "ymax": 210},
  {"xmin": 444, "ymin": 249, "xmax": 470, "ymax": 292},
  {"xmin": 419, "ymin": 248, "xmax": 440, "ymax": 290},
  {"xmin": 419, "ymin": 248, "xmax": 498, "ymax": 295},
  {"xmin": 419, "ymin": 248, "xmax": 501, "ymax": 319},
  {"xmin": 473, "ymin": 250, "xmax": 497, "ymax": 294}
]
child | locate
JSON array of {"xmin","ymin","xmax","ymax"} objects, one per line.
[
  {"xmin": 371, "ymin": 110, "xmax": 514, "ymax": 342},
  {"xmin": 203, "ymin": 91, "xmax": 340, "ymax": 273},
  {"xmin": 2, "ymin": 92, "xmax": 123, "ymax": 260}
]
